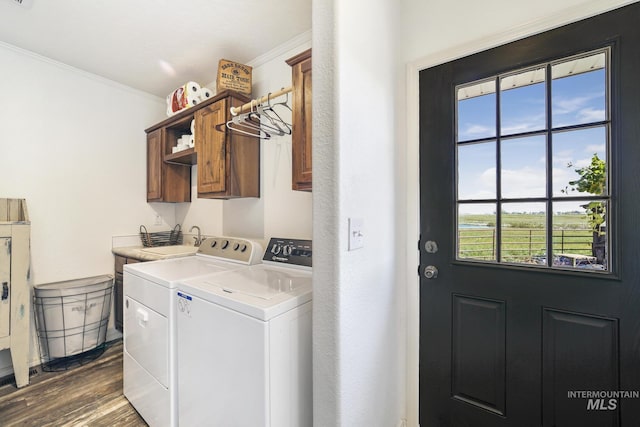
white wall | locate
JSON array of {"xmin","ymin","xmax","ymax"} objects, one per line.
[
  {"xmin": 0, "ymin": 41, "xmax": 167, "ymax": 376},
  {"xmin": 175, "ymin": 176, "xmax": 225, "ymax": 239},
  {"xmin": 397, "ymin": 0, "xmax": 638, "ymax": 425},
  {"xmin": 249, "ymin": 37, "xmax": 313, "ymax": 240},
  {"xmin": 313, "ymin": 0, "xmax": 405, "ymax": 426}
]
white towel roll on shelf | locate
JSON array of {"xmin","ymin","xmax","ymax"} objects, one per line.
[
  {"xmin": 199, "ymin": 87, "xmax": 213, "ymax": 101},
  {"xmin": 166, "ymin": 81, "xmax": 202, "ymax": 116}
]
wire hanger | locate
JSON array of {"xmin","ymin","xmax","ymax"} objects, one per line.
[
  {"xmin": 248, "ymin": 101, "xmax": 287, "ymax": 137},
  {"xmin": 260, "ymin": 92, "xmax": 292, "ymax": 136},
  {"xmin": 224, "ymin": 88, "xmax": 293, "ymax": 139},
  {"xmin": 225, "ymin": 100, "xmax": 271, "ymax": 139}
]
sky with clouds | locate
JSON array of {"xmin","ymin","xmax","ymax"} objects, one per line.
[{"xmin": 456, "ymin": 64, "xmax": 606, "ymax": 216}]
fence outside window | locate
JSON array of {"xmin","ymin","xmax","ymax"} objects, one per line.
[{"xmin": 458, "ymin": 228, "xmax": 596, "ymax": 263}]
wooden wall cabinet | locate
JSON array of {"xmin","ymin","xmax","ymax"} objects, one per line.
[
  {"xmin": 146, "ymin": 128, "xmax": 191, "ymax": 203},
  {"xmin": 286, "ymin": 49, "xmax": 312, "ymax": 192},
  {"xmin": 145, "ymin": 90, "xmax": 258, "ymax": 201}
]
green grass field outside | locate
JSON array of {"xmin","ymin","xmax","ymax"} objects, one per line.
[{"xmin": 459, "ymin": 212, "xmax": 596, "ymax": 262}]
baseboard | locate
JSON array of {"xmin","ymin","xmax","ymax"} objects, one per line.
[
  {"xmin": 0, "ymin": 366, "xmax": 39, "ymax": 387},
  {"xmin": 106, "ymin": 328, "xmax": 123, "ymax": 342},
  {"xmin": 0, "ymin": 354, "xmax": 40, "ymax": 379}
]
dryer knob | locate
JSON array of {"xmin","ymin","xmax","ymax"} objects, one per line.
[
  {"xmin": 283, "ymin": 245, "xmax": 293, "ymax": 256},
  {"xmin": 240, "ymin": 244, "xmax": 248, "ymax": 252},
  {"xmin": 233, "ymin": 243, "xmax": 240, "ymax": 251},
  {"xmin": 271, "ymin": 243, "xmax": 281, "ymax": 254},
  {"xmin": 222, "ymin": 240, "xmax": 230, "ymax": 249}
]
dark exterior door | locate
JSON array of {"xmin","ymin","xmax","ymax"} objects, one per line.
[{"xmin": 419, "ymin": 4, "xmax": 640, "ymax": 426}]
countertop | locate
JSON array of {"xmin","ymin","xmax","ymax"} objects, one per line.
[{"xmin": 112, "ymin": 245, "xmax": 199, "ymax": 261}]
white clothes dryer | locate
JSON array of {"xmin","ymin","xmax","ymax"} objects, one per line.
[{"xmin": 123, "ymin": 236, "xmax": 262, "ymax": 427}]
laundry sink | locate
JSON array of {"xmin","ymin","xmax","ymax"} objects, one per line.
[{"xmin": 140, "ymin": 245, "xmax": 199, "ymax": 257}]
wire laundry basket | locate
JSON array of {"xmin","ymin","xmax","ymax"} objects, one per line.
[
  {"xmin": 139, "ymin": 224, "xmax": 183, "ymax": 247},
  {"xmin": 33, "ymin": 275, "xmax": 113, "ymax": 371}
]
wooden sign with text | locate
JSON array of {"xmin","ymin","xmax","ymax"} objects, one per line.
[{"xmin": 216, "ymin": 59, "xmax": 252, "ymax": 95}]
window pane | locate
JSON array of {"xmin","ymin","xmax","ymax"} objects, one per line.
[
  {"xmin": 457, "ymin": 80, "xmax": 496, "ymax": 141},
  {"xmin": 453, "ymin": 49, "xmax": 610, "ymax": 274},
  {"xmin": 552, "ymin": 127, "xmax": 607, "ymax": 197},
  {"xmin": 457, "ymin": 203, "xmax": 496, "ymax": 261},
  {"xmin": 552, "ymin": 201, "xmax": 607, "ymax": 271},
  {"xmin": 500, "ymin": 67, "xmax": 546, "ymax": 135},
  {"xmin": 457, "ymin": 141, "xmax": 496, "ymax": 200},
  {"xmin": 552, "ymin": 52, "xmax": 606, "ymax": 128},
  {"xmin": 500, "ymin": 203, "xmax": 546, "ymax": 264},
  {"xmin": 501, "ymin": 135, "xmax": 546, "ymax": 198}
]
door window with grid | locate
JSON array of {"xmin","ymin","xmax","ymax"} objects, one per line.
[{"xmin": 455, "ymin": 48, "xmax": 610, "ymax": 272}]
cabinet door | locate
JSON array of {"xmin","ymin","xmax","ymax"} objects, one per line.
[
  {"xmin": 114, "ymin": 255, "xmax": 127, "ymax": 274},
  {"xmin": 196, "ymin": 99, "xmax": 227, "ymax": 195},
  {"xmin": 146, "ymin": 127, "xmax": 191, "ymax": 203},
  {"xmin": 0, "ymin": 238, "xmax": 10, "ymax": 339},
  {"xmin": 146, "ymin": 129, "xmax": 163, "ymax": 201},
  {"xmin": 114, "ymin": 273, "xmax": 123, "ymax": 332},
  {"xmin": 288, "ymin": 50, "xmax": 312, "ymax": 191}
]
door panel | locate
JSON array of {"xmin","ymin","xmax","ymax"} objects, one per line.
[
  {"xmin": 196, "ymin": 99, "xmax": 227, "ymax": 195},
  {"xmin": 146, "ymin": 129, "xmax": 162, "ymax": 201},
  {"xmin": 419, "ymin": 3, "xmax": 640, "ymax": 426},
  {"xmin": 542, "ymin": 309, "xmax": 619, "ymax": 426},
  {"xmin": 123, "ymin": 296, "xmax": 168, "ymax": 387},
  {"xmin": 452, "ymin": 295, "xmax": 506, "ymax": 416}
]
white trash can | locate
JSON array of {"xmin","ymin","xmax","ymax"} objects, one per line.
[{"xmin": 34, "ymin": 275, "xmax": 113, "ymax": 371}]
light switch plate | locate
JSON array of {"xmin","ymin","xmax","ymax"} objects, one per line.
[{"xmin": 348, "ymin": 217, "xmax": 364, "ymax": 251}]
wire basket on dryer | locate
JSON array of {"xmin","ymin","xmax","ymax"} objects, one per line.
[{"xmin": 139, "ymin": 224, "xmax": 183, "ymax": 247}]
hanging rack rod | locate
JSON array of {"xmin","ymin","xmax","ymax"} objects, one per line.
[{"xmin": 230, "ymin": 86, "xmax": 293, "ymax": 116}]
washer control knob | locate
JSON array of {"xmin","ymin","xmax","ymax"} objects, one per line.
[
  {"xmin": 271, "ymin": 243, "xmax": 282, "ymax": 254},
  {"xmin": 221, "ymin": 240, "xmax": 230, "ymax": 249},
  {"xmin": 283, "ymin": 245, "xmax": 293, "ymax": 256},
  {"xmin": 233, "ymin": 243, "xmax": 240, "ymax": 251},
  {"xmin": 240, "ymin": 244, "xmax": 248, "ymax": 252}
]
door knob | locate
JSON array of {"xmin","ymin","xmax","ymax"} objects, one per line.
[{"xmin": 423, "ymin": 265, "xmax": 438, "ymax": 279}]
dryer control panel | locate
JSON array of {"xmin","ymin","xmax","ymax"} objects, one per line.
[
  {"xmin": 197, "ymin": 237, "xmax": 263, "ymax": 265},
  {"xmin": 263, "ymin": 238, "xmax": 312, "ymax": 268}
]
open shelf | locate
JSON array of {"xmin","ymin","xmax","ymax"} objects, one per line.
[{"xmin": 164, "ymin": 147, "xmax": 197, "ymax": 165}]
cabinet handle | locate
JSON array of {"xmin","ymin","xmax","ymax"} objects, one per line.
[{"xmin": 1, "ymin": 282, "xmax": 8, "ymax": 300}]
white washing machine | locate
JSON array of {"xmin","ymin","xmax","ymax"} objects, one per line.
[
  {"xmin": 123, "ymin": 237, "xmax": 263, "ymax": 427},
  {"xmin": 176, "ymin": 237, "xmax": 312, "ymax": 427}
]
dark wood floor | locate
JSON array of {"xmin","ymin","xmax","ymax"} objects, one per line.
[{"xmin": 0, "ymin": 340, "xmax": 147, "ymax": 427}]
